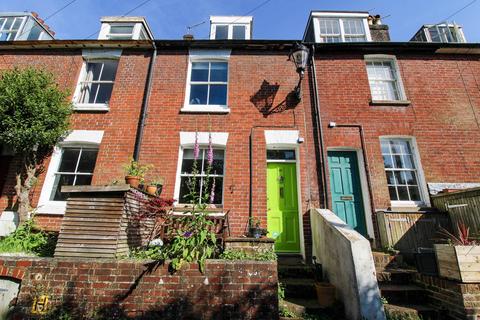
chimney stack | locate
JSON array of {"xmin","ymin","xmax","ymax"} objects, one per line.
[{"xmin": 368, "ymin": 14, "xmax": 390, "ymax": 42}]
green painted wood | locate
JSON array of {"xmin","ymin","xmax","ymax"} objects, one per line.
[
  {"xmin": 267, "ymin": 162, "xmax": 300, "ymax": 253},
  {"xmin": 327, "ymin": 151, "xmax": 367, "ymax": 236}
]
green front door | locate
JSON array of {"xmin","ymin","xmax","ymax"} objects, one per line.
[
  {"xmin": 327, "ymin": 151, "xmax": 367, "ymax": 236},
  {"xmin": 267, "ymin": 162, "xmax": 300, "ymax": 253}
]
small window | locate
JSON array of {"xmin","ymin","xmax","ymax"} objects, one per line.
[
  {"xmin": 77, "ymin": 60, "xmax": 118, "ymax": 105},
  {"xmin": 215, "ymin": 25, "xmax": 228, "ymax": 40},
  {"xmin": 427, "ymin": 26, "xmax": 460, "ymax": 43},
  {"xmin": 317, "ymin": 17, "xmax": 367, "ymax": 43},
  {"xmin": 365, "ymin": 57, "xmax": 405, "ymax": 101},
  {"xmin": 380, "ymin": 138, "xmax": 423, "ymax": 203},
  {"xmin": 107, "ymin": 25, "xmax": 134, "ymax": 40},
  {"xmin": 178, "ymin": 148, "xmax": 224, "ymax": 205},
  {"xmin": 188, "ymin": 61, "xmax": 228, "ymax": 106},
  {"xmin": 0, "ymin": 17, "xmax": 24, "ymax": 41},
  {"xmin": 50, "ymin": 147, "xmax": 98, "ymax": 201},
  {"xmin": 267, "ymin": 150, "xmax": 296, "ymax": 161},
  {"xmin": 232, "ymin": 25, "xmax": 246, "ymax": 40}
]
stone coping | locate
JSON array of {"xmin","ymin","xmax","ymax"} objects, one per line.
[{"xmin": 225, "ymin": 237, "xmax": 275, "ymax": 243}]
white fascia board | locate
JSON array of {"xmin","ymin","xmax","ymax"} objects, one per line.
[
  {"xmin": 311, "ymin": 12, "xmax": 369, "ymax": 18},
  {"xmin": 180, "ymin": 132, "xmax": 229, "ymax": 147},
  {"xmin": 210, "ymin": 16, "xmax": 252, "ymax": 24}
]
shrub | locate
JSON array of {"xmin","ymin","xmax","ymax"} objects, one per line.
[{"xmin": 219, "ymin": 249, "xmax": 277, "ymax": 261}]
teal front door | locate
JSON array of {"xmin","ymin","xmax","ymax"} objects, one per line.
[{"xmin": 327, "ymin": 151, "xmax": 367, "ymax": 236}]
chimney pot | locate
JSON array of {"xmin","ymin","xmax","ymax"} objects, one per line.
[{"xmin": 183, "ymin": 34, "xmax": 194, "ymax": 41}]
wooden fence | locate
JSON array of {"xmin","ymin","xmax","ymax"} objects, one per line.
[
  {"xmin": 431, "ymin": 187, "xmax": 480, "ymax": 239},
  {"xmin": 377, "ymin": 211, "xmax": 451, "ymax": 253}
]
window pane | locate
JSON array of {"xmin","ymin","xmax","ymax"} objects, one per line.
[
  {"xmin": 95, "ymin": 83, "xmax": 114, "ymax": 104},
  {"xmin": 179, "ymin": 176, "xmax": 201, "ymax": 203},
  {"xmin": 209, "ymin": 85, "xmax": 227, "ymax": 105},
  {"xmin": 100, "ymin": 61, "xmax": 118, "ymax": 81},
  {"xmin": 51, "ymin": 174, "xmax": 75, "ymax": 201},
  {"xmin": 86, "ymin": 62, "xmax": 103, "ymax": 81},
  {"xmin": 27, "ymin": 25, "xmax": 42, "ymax": 40},
  {"xmin": 215, "ymin": 25, "xmax": 228, "ymax": 40},
  {"xmin": 75, "ymin": 175, "xmax": 93, "ymax": 185},
  {"xmin": 402, "ymin": 155, "xmax": 414, "ymax": 169},
  {"xmin": 319, "ymin": 19, "xmax": 340, "ymax": 35},
  {"xmin": 181, "ymin": 149, "xmax": 202, "ymax": 174},
  {"xmin": 210, "ymin": 62, "xmax": 228, "ymax": 82},
  {"xmin": 191, "ymin": 62, "xmax": 209, "ymax": 81},
  {"xmin": 12, "ymin": 18, "xmax": 23, "ymax": 30},
  {"xmin": 388, "ymin": 186, "xmax": 398, "ymax": 201},
  {"xmin": 397, "ymin": 186, "xmax": 409, "ymax": 200},
  {"xmin": 58, "ymin": 149, "xmax": 80, "ymax": 172},
  {"xmin": 206, "ymin": 177, "xmax": 223, "ymax": 204},
  {"xmin": 404, "ymin": 171, "xmax": 418, "ymax": 185},
  {"xmin": 190, "ymin": 84, "xmax": 208, "ymax": 104},
  {"xmin": 211, "ymin": 150, "xmax": 225, "ymax": 174},
  {"xmin": 232, "ymin": 25, "xmax": 246, "ymax": 39},
  {"xmin": 394, "ymin": 171, "xmax": 406, "ymax": 185},
  {"xmin": 383, "ymin": 155, "xmax": 393, "ymax": 169},
  {"xmin": 393, "ymin": 155, "xmax": 403, "ymax": 169},
  {"xmin": 3, "ymin": 18, "xmax": 13, "ymax": 30},
  {"xmin": 109, "ymin": 25, "xmax": 134, "ymax": 34},
  {"xmin": 82, "ymin": 83, "xmax": 99, "ymax": 104},
  {"xmin": 385, "ymin": 171, "xmax": 395, "ymax": 185},
  {"xmin": 391, "ymin": 140, "xmax": 410, "ymax": 154},
  {"xmin": 77, "ymin": 149, "xmax": 98, "ymax": 173},
  {"xmin": 343, "ymin": 19, "xmax": 364, "ymax": 35},
  {"xmin": 409, "ymin": 186, "xmax": 421, "ymax": 201},
  {"xmin": 267, "ymin": 149, "xmax": 296, "ymax": 160}
]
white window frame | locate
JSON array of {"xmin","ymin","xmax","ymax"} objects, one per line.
[
  {"xmin": 379, "ymin": 136, "xmax": 430, "ymax": 208},
  {"xmin": 98, "ymin": 23, "xmax": 146, "ymax": 40},
  {"xmin": 423, "ymin": 25, "xmax": 466, "ymax": 43},
  {"xmin": 209, "ymin": 16, "xmax": 252, "ymax": 40},
  {"xmin": 312, "ymin": 12, "xmax": 372, "ymax": 43},
  {"xmin": 212, "ymin": 24, "xmax": 250, "ymax": 40},
  {"xmin": 37, "ymin": 130, "xmax": 104, "ymax": 214},
  {"xmin": 182, "ymin": 49, "xmax": 231, "ymax": 113},
  {"xmin": 0, "ymin": 16, "xmax": 26, "ymax": 41},
  {"xmin": 174, "ymin": 132, "xmax": 229, "ymax": 207},
  {"xmin": 365, "ymin": 54, "xmax": 407, "ymax": 103},
  {"xmin": 72, "ymin": 49, "xmax": 122, "ymax": 111}
]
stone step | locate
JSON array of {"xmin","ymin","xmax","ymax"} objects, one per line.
[
  {"xmin": 278, "ymin": 264, "xmax": 315, "ymax": 279},
  {"xmin": 281, "ymin": 278, "xmax": 317, "ymax": 299},
  {"xmin": 372, "ymin": 251, "xmax": 404, "ymax": 271},
  {"xmin": 277, "ymin": 254, "xmax": 305, "ymax": 266},
  {"xmin": 376, "ymin": 268, "xmax": 417, "ymax": 285},
  {"xmin": 380, "ymin": 283, "xmax": 428, "ymax": 305},
  {"xmin": 384, "ymin": 303, "xmax": 439, "ymax": 320},
  {"xmin": 280, "ymin": 298, "xmax": 323, "ymax": 316}
]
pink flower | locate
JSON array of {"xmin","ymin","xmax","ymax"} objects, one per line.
[
  {"xmin": 193, "ymin": 132, "xmax": 200, "ymax": 160},
  {"xmin": 209, "ymin": 178, "xmax": 216, "ymax": 204},
  {"xmin": 207, "ymin": 133, "xmax": 213, "ymax": 166}
]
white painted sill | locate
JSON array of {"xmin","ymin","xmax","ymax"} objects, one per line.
[
  {"xmin": 35, "ymin": 202, "xmax": 67, "ymax": 215},
  {"xmin": 370, "ymin": 100, "xmax": 411, "ymax": 107},
  {"xmin": 73, "ymin": 103, "xmax": 110, "ymax": 112},
  {"xmin": 180, "ymin": 105, "xmax": 230, "ymax": 114}
]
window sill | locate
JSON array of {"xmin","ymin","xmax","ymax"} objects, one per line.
[
  {"xmin": 370, "ymin": 100, "xmax": 411, "ymax": 107},
  {"xmin": 35, "ymin": 202, "xmax": 67, "ymax": 215},
  {"xmin": 73, "ymin": 103, "xmax": 110, "ymax": 112},
  {"xmin": 389, "ymin": 201, "xmax": 426, "ymax": 212},
  {"xmin": 180, "ymin": 105, "xmax": 230, "ymax": 114}
]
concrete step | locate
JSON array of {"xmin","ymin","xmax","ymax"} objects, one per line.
[
  {"xmin": 380, "ymin": 283, "xmax": 428, "ymax": 305},
  {"xmin": 278, "ymin": 254, "xmax": 305, "ymax": 266},
  {"xmin": 281, "ymin": 278, "xmax": 316, "ymax": 299},
  {"xmin": 278, "ymin": 264, "xmax": 315, "ymax": 279},
  {"xmin": 384, "ymin": 303, "xmax": 439, "ymax": 320},
  {"xmin": 280, "ymin": 298, "xmax": 323, "ymax": 315},
  {"xmin": 372, "ymin": 251, "xmax": 404, "ymax": 271},
  {"xmin": 377, "ymin": 268, "xmax": 417, "ymax": 285}
]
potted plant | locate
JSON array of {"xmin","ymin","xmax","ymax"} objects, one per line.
[
  {"xmin": 248, "ymin": 218, "xmax": 267, "ymax": 239},
  {"xmin": 123, "ymin": 159, "xmax": 151, "ymax": 188},
  {"xmin": 312, "ymin": 256, "xmax": 336, "ymax": 307},
  {"xmin": 146, "ymin": 178, "xmax": 164, "ymax": 196},
  {"xmin": 434, "ymin": 222, "xmax": 480, "ymax": 283}
]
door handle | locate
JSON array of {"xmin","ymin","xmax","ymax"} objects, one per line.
[{"xmin": 279, "ymin": 187, "xmax": 284, "ymax": 198}]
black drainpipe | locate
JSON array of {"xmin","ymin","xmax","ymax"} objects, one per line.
[
  {"xmin": 309, "ymin": 45, "xmax": 329, "ymax": 209},
  {"xmin": 133, "ymin": 40, "xmax": 157, "ymax": 161}
]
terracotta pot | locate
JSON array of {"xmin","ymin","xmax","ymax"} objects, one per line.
[
  {"xmin": 315, "ymin": 282, "xmax": 335, "ymax": 307},
  {"xmin": 146, "ymin": 185, "xmax": 157, "ymax": 195},
  {"xmin": 125, "ymin": 176, "xmax": 140, "ymax": 188}
]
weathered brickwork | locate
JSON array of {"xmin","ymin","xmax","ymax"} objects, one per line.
[
  {"xmin": 415, "ymin": 273, "xmax": 480, "ymax": 320},
  {"xmin": 0, "ymin": 48, "xmax": 151, "ymax": 230},
  {"xmin": 316, "ymin": 53, "xmax": 480, "ymax": 211},
  {"xmin": 0, "ymin": 257, "xmax": 278, "ymax": 319}
]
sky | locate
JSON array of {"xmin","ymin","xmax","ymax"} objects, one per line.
[{"xmin": 3, "ymin": 0, "xmax": 480, "ymax": 42}]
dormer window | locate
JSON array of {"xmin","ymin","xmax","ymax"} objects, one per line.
[
  {"xmin": 210, "ymin": 16, "xmax": 252, "ymax": 40},
  {"xmin": 0, "ymin": 17, "xmax": 25, "ymax": 41},
  {"xmin": 303, "ymin": 12, "xmax": 372, "ymax": 43},
  {"xmin": 411, "ymin": 24, "xmax": 466, "ymax": 43},
  {"xmin": 98, "ymin": 17, "xmax": 153, "ymax": 40}
]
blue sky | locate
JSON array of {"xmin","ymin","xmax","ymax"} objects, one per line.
[{"xmin": 4, "ymin": 0, "xmax": 480, "ymax": 42}]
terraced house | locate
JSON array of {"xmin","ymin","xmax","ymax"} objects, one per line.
[{"xmin": 0, "ymin": 9, "xmax": 479, "ymax": 319}]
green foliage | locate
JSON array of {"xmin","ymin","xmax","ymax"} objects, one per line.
[
  {"xmin": 161, "ymin": 212, "xmax": 218, "ymax": 273},
  {"xmin": 129, "ymin": 245, "xmax": 163, "ymax": 260},
  {"xmin": 220, "ymin": 249, "xmax": 277, "ymax": 261},
  {"xmin": 0, "ymin": 217, "xmax": 57, "ymax": 256},
  {"xmin": 278, "ymin": 282, "xmax": 285, "ymax": 300},
  {"xmin": 279, "ymin": 305, "xmax": 298, "ymax": 318},
  {"xmin": 385, "ymin": 309, "xmax": 423, "ymax": 320},
  {"xmin": 0, "ymin": 67, "xmax": 71, "ymax": 153},
  {"xmin": 381, "ymin": 296, "xmax": 389, "ymax": 304},
  {"xmin": 123, "ymin": 158, "xmax": 152, "ymax": 179}
]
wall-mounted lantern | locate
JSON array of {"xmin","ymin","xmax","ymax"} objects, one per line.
[{"xmin": 289, "ymin": 42, "xmax": 309, "ymax": 100}]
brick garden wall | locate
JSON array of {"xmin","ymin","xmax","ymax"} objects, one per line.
[
  {"xmin": 414, "ymin": 273, "xmax": 480, "ymax": 320},
  {"xmin": 0, "ymin": 257, "xmax": 278, "ymax": 319}
]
